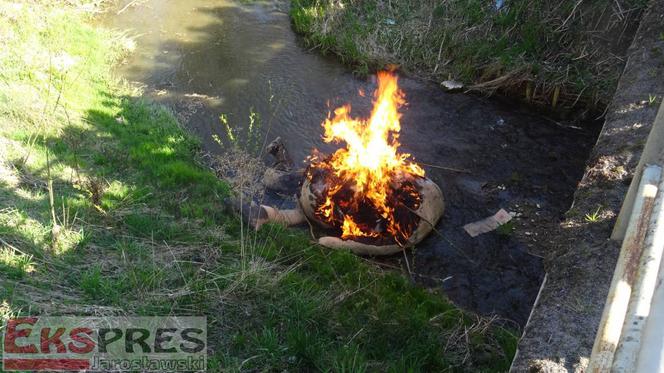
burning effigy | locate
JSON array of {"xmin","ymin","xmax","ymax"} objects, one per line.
[{"xmin": 258, "ymin": 71, "xmax": 444, "ymax": 255}]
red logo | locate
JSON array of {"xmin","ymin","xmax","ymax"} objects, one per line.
[{"xmin": 2, "ymin": 316, "xmax": 206, "ymax": 371}]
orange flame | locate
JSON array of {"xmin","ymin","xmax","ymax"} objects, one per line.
[{"xmin": 310, "ymin": 71, "xmax": 424, "ymax": 241}]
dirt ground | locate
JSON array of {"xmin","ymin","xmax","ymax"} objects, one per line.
[
  {"xmin": 510, "ymin": 1, "xmax": 664, "ymax": 371},
  {"xmin": 252, "ymin": 75, "xmax": 600, "ymax": 329}
]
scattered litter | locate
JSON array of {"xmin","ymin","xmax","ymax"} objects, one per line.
[
  {"xmin": 385, "ymin": 18, "xmax": 396, "ymax": 25},
  {"xmin": 463, "ymin": 209, "xmax": 513, "ymax": 237},
  {"xmin": 496, "ymin": 117, "xmax": 505, "ymax": 126},
  {"xmin": 441, "ymin": 80, "xmax": 464, "ymax": 91}
]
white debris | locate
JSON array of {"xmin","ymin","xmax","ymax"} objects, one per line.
[
  {"xmin": 441, "ymin": 80, "xmax": 464, "ymax": 91},
  {"xmin": 463, "ymin": 208, "xmax": 513, "ymax": 237}
]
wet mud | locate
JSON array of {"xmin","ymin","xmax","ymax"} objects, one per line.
[{"xmin": 103, "ymin": 0, "xmax": 597, "ymax": 327}]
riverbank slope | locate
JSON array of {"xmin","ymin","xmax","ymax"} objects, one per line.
[{"xmin": 290, "ymin": 0, "xmax": 646, "ymax": 117}]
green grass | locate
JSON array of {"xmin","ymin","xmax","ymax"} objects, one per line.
[
  {"xmin": 648, "ymin": 94, "xmax": 659, "ymax": 106},
  {"xmin": 584, "ymin": 206, "xmax": 603, "ymax": 223},
  {"xmin": 290, "ymin": 0, "xmax": 647, "ymax": 114},
  {"xmin": 0, "ymin": 0, "xmax": 517, "ymax": 371},
  {"xmin": 496, "ymin": 221, "xmax": 515, "ymax": 237}
]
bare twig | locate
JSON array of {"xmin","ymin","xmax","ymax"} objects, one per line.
[
  {"xmin": 419, "ymin": 162, "xmax": 470, "ymax": 173},
  {"xmin": 116, "ymin": 0, "xmax": 140, "ymax": 15}
]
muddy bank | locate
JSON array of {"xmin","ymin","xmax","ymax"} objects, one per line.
[
  {"xmin": 103, "ymin": 0, "xmax": 598, "ymax": 327},
  {"xmin": 290, "ymin": 0, "xmax": 645, "ymax": 117}
]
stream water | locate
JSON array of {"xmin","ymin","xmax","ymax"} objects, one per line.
[{"xmin": 103, "ymin": 0, "xmax": 596, "ymax": 327}]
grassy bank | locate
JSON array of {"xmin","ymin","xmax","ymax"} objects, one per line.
[
  {"xmin": 290, "ymin": 0, "xmax": 647, "ymax": 116},
  {"xmin": 0, "ymin": 0, "xmax": 516, "ymax": 371}
]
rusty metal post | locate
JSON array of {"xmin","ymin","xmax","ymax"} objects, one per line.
[
  {"xmin": 588, "ymin": 164, "xmax": 662, "ymax": 373},
  {"xmin": 636, "ymin": 241, "xmax": 664, "ymax": 372},
  {"xmin": 613, "ymin": 171, "xmax": 664, "ymax": 371}
]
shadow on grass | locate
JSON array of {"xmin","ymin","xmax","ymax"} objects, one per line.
[{"xmin": 0, "ymin": 90, "xmax": 233, "ymax": 314}]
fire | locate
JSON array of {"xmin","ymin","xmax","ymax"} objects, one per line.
[{"xmin": 306, "ymin": 71, "xmax": 425, "ymax": 244}]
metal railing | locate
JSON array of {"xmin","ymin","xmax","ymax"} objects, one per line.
[{"xmin": 588, "ymin": 165, "xmax": 664, "ymax": 372}]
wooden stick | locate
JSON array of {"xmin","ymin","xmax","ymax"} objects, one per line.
[
  {"xmin": 116, "ymin": 0, "xmax": 140, "ymax": 15},
  {"xmin": 419, "ymin": 162, "xmax": 470, "ymax": 173}
]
